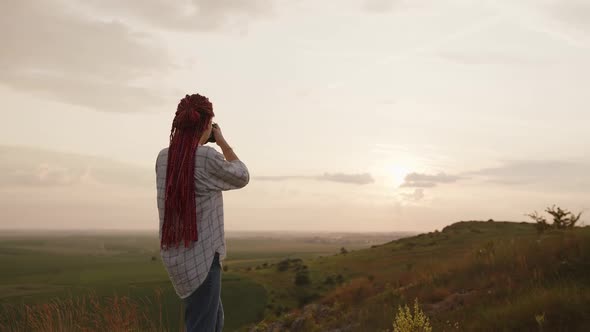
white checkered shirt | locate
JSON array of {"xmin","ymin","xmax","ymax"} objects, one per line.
[{"xmin": 155, "ymin": 145, "xmax": 249, "ymax": 298}]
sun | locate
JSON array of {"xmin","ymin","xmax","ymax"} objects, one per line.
[
  {"xmin": 383, "ymin": 164, "xmax": 412, "ymax": 187},
  {"xmin": 371, "ymin": 153, "xmax": 423, "ymax": 188}
]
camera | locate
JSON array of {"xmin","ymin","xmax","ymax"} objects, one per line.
[{"xmin": 207, "ymin": 123, "xmax": 218, "ymax": 143}]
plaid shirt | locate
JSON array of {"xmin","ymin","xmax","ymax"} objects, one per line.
[{"xmin": 155, "ymin": 145, "xmax": 249, "ymax": 298}]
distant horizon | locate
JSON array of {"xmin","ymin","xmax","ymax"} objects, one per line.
[
  {"xmin": 0, "ymin": 219, "xmax": 543, "ymax": 235},
  {"xmin": 0, "ymin": 227, "xmax": 421, "ymax": 234}
]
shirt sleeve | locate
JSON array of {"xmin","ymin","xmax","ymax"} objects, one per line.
[{"xmin": 204, "ymin": 148, "xmax": 250, "ymax": 191}]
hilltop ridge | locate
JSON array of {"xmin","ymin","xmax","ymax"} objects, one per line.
[{"xmin": 243, "ymin": 220, "xmax": 590, "ymax": 331}]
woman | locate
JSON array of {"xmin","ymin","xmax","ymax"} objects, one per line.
[{"xmin": 155, "ymin": 93, "xmax": 249, "ymax": 332}]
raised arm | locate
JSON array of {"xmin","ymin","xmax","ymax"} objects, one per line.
[
  {"xmin": 204, "ymin": 148, "xmax": 249, "ymax": 190},
  {"xmin": 213, "ymin": 123, "xmax": 239, "ymax": 162},
  {"xmin": 203, "ymin": 124, "xmax": 249, "ymax": 190}
]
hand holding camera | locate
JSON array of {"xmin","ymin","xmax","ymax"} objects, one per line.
[
  {"xmin": 207, "ymin": 122, "xmax": 227, "ymax": 147},
  {"xmin": 208, "ymin": 122, "xmax": 238, "ymax": 161}
]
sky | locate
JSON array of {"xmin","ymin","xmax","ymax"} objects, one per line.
[{"xmin": 1, "ymin": 0, "xmax": 589, "ymax": 232}]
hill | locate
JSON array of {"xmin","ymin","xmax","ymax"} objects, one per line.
[{"xmin": 241, "ymin": 221, "xmax": 590, "ymax": 331}]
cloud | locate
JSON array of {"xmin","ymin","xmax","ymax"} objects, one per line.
[
  {"xmin": 400, "ymin": 188, "xmax": 425, "ymax": 201},
  {"xmin": 462, "ymin": 159, "xmax": 590, "ymax": 191},
  {"xmin": 398, "ymin": 159, "xmax": 590, "ymax": 194},
  {"xmin": 253, "ymin": 172, "xmax": 375, "ymax": 185},
  {"xmin": 400, "ymin": 172, "xmax": 463, "ymax": 188},
  {"xmin": 0, "ymin": 145, "xmax": 152, "ymax": 188},
  {"xmin": 81, "ymin": 0, "xmax": 274, "ymax": 31},
  {"xmin": 0, "ymin": 1, "xmax": 173, "ymax": 113},
  {"xmin": 320, "ymin": 173, "xmax": 375, "ymax": 185}
]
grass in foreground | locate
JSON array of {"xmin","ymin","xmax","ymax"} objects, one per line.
[{"xmin": 0, "ymin": 289, "xmax": 169, "ymax": 332}]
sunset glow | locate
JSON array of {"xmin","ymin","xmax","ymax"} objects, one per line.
[{"xmin": 1, "ymin": 0, "xmax": 588, "ymax": 233}]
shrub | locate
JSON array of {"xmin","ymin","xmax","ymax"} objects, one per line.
[
  {"xmin": 526, "ymin": 205, "xmax": 582, "ymax": 233},
  {"xmin": 527, "ymin": 211, "xmax": 551, "ymax": 233},
  {"xmin": 277, "ymin": 258, "xmax": 303, "ymax": 272},
  {"xmin": 295, "ymin": 270, "xmax": 311, "ymax": 286},
  {"xmin": 277, "ymin": 259, "xmax": 290, "ymax": 272},
  {"xmin": 545, "ymin": 205, "xmax": 581, "ymax": 229},
  {"xmin": 392, "ymin": 298, "xmax": 432, "ymax": 332}
]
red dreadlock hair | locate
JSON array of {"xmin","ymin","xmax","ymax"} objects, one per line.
[{"xmin": 161, "ymin": 94, "xmax": 214, "ymax": 249}]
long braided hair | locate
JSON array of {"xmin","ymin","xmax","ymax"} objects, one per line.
[{"xmin": 161, "ymin": 94, "xmax": 214, "ymax": 249}]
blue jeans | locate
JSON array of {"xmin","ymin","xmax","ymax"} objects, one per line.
[{"xmin": 184, "ymin": 252, "xmax": 224, "ymax": 332}]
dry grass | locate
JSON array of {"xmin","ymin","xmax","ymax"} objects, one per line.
[
  {"xmin": 0, "ymin": 288, "xmax": 175, "ymax": 332},
  {"xmin": 320, "ymin": 277, "xmax": 379, "ymax": 308}
]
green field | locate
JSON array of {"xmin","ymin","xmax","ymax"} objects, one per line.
[{"xmin": 0, "ymin": 231, "xmax": 399, "ymax": 331}]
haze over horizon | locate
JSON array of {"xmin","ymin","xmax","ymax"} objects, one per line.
[{"xmin": 1, "ymin": 0, "xmax": 589, "ymax": 233}]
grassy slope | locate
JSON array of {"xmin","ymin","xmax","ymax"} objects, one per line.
[{"xmin": 243, "ymin": 221, "xmax": 590, "ymax": 331}]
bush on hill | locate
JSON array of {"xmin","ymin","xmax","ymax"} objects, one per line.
[
  {"xmin": 526, "ymin": 205, "xmax": 582, "ymax": 233},
  {"xmin": 295, "ymin": 270, "xmax": 311, "ymax": 286}
]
